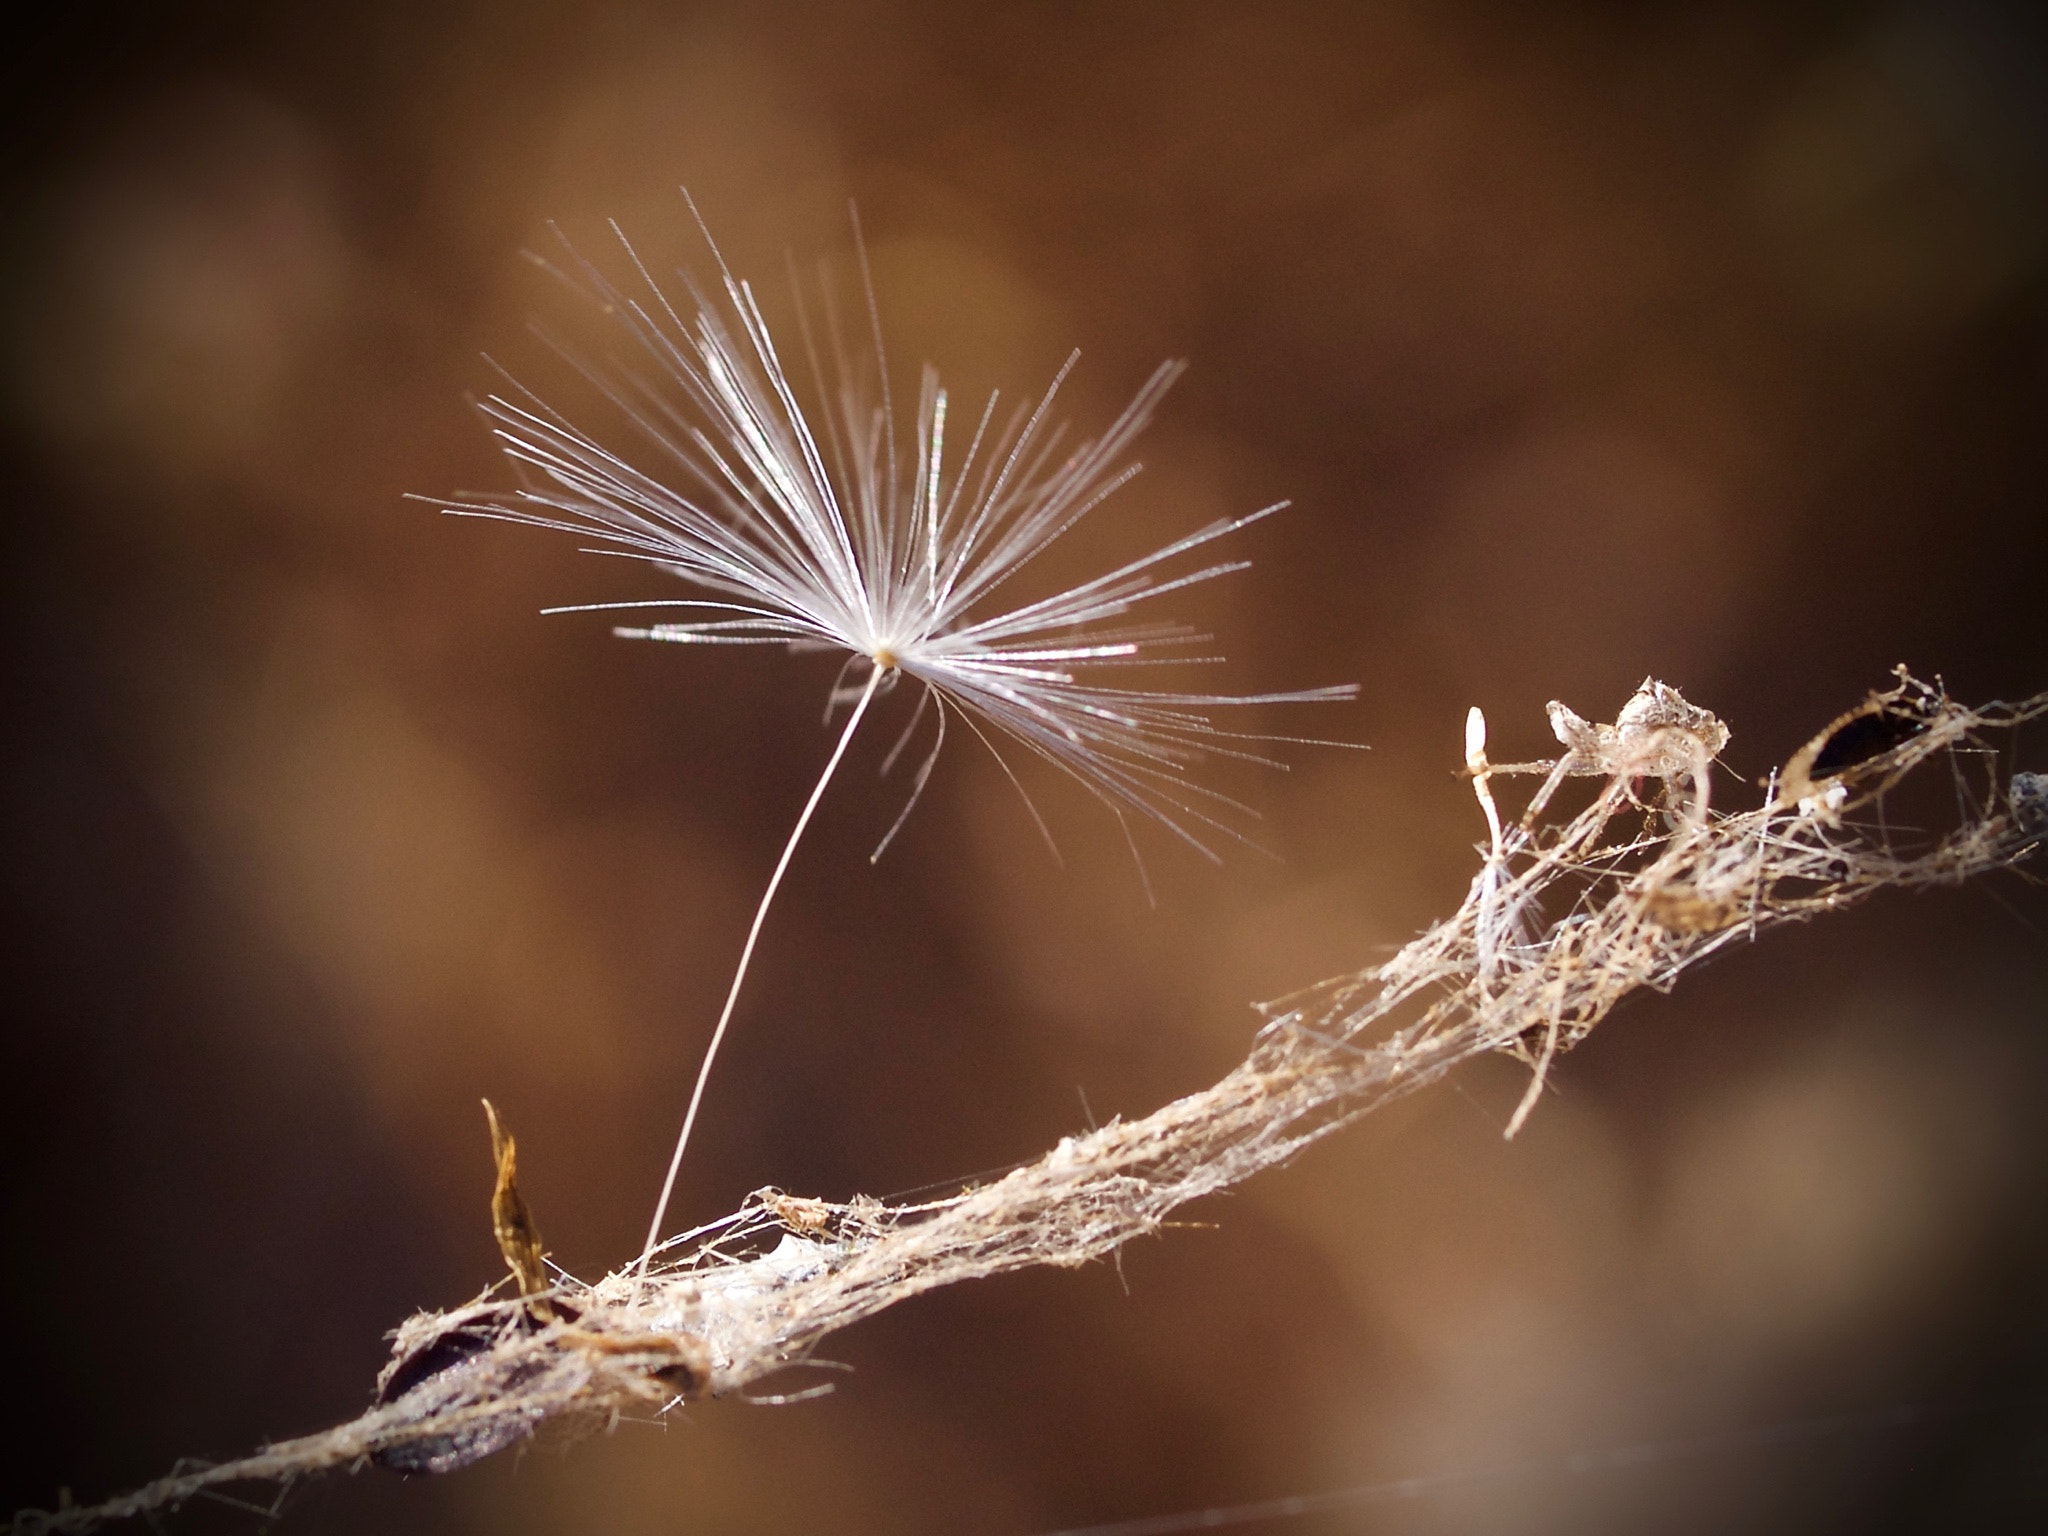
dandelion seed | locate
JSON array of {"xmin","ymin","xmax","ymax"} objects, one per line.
[{"xmin": 428, "ymin": 201, "xmax": 1358, "ymax": 1260}]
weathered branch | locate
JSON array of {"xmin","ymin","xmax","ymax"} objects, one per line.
[{"xmin": 16, "ymin": 672, "xmax": 2045, "ymax": 1533}]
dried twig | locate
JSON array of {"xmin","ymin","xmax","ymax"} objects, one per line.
[{"xmin": 16, "ymin": 671, "xmax": 2045, "ymax": 1533}]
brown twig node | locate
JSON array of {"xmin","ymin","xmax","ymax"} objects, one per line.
[{"xmin": 14, "ymin": 672, "xmax": 2045, "ymax": 1534}]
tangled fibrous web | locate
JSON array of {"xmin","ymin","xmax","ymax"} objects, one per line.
[{"xmin": 17, "ymin": 671, "xmax": 2047, "ymax": 1533}]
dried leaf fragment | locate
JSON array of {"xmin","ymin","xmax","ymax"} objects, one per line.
[
  {"xmin": 483, "ymin": 1100, "xmax": 555, "ymax": 1312},
  {"xmin": 756, "ymin": 1186, "xmax": 838, "ymax": 1237},
  {"xmin": 1544, "ymin": 679, "xmax": 1730, "ymax": 780}
]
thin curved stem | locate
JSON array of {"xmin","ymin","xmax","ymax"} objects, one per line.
[{"xmin": 640, "ymin": 662, "xmax": 888, "ymax": 1263}]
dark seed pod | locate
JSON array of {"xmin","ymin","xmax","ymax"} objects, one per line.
[
  {"xmin": 370, "ymin": 1312, "xmax": 550, "ymax": 1475},
  {"xmin": 1780, "ymin": 672, "xmax": 1941, "ymax": 806}
]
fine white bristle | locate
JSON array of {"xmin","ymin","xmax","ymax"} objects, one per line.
[{"xmin": 435, "ymin": 209, "xmax": 1357, "ymax": 861}]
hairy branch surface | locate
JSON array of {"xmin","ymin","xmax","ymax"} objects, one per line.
[{"xmin": 18, "ymin": 672, "xmax": 2047, "ymax": 1533}]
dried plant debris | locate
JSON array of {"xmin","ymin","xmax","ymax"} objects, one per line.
[
  {"xmin": 482, "ymin": 1100, "xmax": 558, "ymax": 1315},
  {"xmin": 16, "ymin": 670, "xmax": 2046, "ymax": 1533}
]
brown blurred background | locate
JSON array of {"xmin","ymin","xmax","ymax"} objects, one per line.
[{"xmin": 4, "ymin": 2, "xmax": 2047, "ymax": 1532}]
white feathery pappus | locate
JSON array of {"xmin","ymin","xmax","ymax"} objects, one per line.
[{"xmin": 425, "ymin": 197, "xmax": 1360, "ymax": 1259}]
